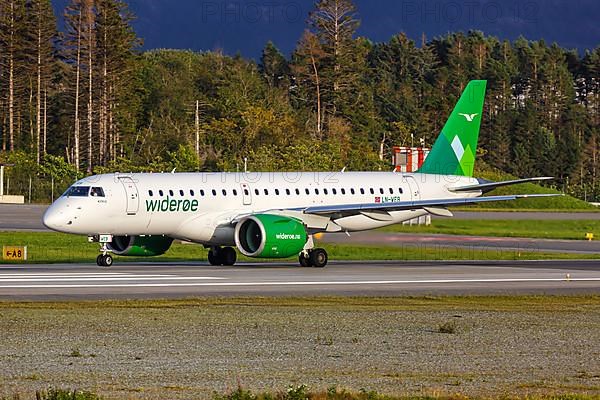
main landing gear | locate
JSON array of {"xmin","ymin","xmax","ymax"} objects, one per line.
[
  {"xmin": 208, "ymin": 246, "xmax": 237, "ymax": 266},
  {"xmin": 299, "ymin": 248, "xmax": 328, "ymax": 268}
]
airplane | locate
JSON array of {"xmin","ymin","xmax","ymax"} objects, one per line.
[{"xmin": 43, "ymin": 80, "xmax": 557, "ymax": 267}]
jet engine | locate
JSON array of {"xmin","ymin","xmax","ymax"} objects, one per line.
[
  {"xmin": 107, "ymin": 235, "xmax": 174, "ymax": 256},
  {"xmin": 234, "ymin": 214, "xmax": 308, "ymax": 258}
]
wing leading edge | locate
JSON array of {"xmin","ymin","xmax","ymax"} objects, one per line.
[{"xmin": 302, "ymin": 194, "xmax": 561, "ymax": 218}]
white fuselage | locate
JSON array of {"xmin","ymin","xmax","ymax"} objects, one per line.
[{"xmin": 43, "ymin": 171, "xmax": 479, "ymax": 245}]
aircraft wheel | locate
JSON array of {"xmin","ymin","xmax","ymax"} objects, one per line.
[
  {"xmin": 96, "ymin": 254, "xmax": 113, "ymax": 267},
  {"xmin": 208, "ymin": 248, "xmax": 222, "ymax": 266},
  {"xmin": 310, "ymin": 248, "xmax": 328, "ymax": 268},
  {"xmin": 103, "ymin": 254, "xmax": 113, "ymax": 267},
  {"xmin": 299, "ymin": 253, "xmax": 312, "ymax": 267},
  {"xmin": 222, "ymin": 247, "xmax": 237, "ymax": 266}
]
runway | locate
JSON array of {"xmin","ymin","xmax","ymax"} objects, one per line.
[
  {"xmin": 0, "ymin": 260, "xmax": 599, "ymax": 300},
  {"xmin": 321, "ymin": 231, "xmax": 600, "ymax": 254}
]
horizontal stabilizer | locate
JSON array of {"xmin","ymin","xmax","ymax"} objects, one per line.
[{"xmin": 449, "ymin": 177, "xmax": 554, "ymax": 193}]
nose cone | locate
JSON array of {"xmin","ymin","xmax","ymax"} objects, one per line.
[{"xmin": 42, "ymin": 205, "xmax": 63, "ymax": 231}]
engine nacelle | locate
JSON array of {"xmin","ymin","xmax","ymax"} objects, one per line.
[
  {"xmin": 108, "ymin": 235, "xmax": 174, "ymax": 256},
  {"xmin": 234, "ymin": 214, "xmax": 308, "ymax": 258}
]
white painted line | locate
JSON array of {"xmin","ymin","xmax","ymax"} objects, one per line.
[
  {"xmin": 0, "ymin": 276, "xmax": 224, "ymax": 282},
  {"xmin": 0, "ymin": 274, "xmax": 172, "ymax": 278},
  {"xmin": 0, "ymin": 277, "xmax": 599, "ymax": 289}
]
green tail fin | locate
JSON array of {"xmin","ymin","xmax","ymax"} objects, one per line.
[{"xmin": 418, "ymin": 80, "xmax": 487, "ymax": 177}]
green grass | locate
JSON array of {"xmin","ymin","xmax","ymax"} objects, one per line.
[
  {"xmin": 0, "ymin": 231, "xmax": 599, "ymax": 265},
  {"xmin": 379, "ymin": 219, "xmax": 600, "ymax": 240}
]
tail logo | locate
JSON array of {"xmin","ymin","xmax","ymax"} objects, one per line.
[{"xmin": 459, "ymin": 113, "xmax": 478, "ymax": 122}]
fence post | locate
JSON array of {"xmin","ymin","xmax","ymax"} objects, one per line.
[
  {"xmin": 51, "ymin": 176, "xmax": 54, "ymax": 202},
  {"xmin": 28, "ymin": 176, "xmax": 32, "ymax": 203}
]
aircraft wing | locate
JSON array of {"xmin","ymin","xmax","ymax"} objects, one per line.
[
  {"xmin": 302, "ymin": 194, "xmax": 561, "ymax": 218},
  {"xmin": 449, "ymin": 177, "xmax": 553, "ymax": 193}
]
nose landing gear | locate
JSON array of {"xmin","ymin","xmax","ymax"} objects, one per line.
[{"xmin": 96, "ymin": 253, "xmax": 113, "ymax": 267}]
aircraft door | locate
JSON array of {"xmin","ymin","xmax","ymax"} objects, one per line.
[
  {"xmin": 240, "ymin": 183, "xmax": 252, "ymax": 205},
  {"xmin": 120, "ymin": 177, "xmax": 139, "ymax": 215},
  {"xmin": 405, "ymin": 176, "xmax": 421, "ymax": 201}
]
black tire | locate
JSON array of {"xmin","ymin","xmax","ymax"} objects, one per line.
[
  {"xmin": 96, "ymin": 254, "xmax": 105, "ymax": 266},
  {"xmin": 299, "ymin": 253, "xmax": 312, "ymax": 267},
  {"xmin": 208, "ymin": 249, "xmax": 221, "ymax": 266},
  {"xmin": 222, "ymin": 247, "xmax": 237, "ymax": 266},
  {"xmin": 103, "ymin": 254, "xmax": 113, "ymax": 267},
  {"xmin": 310, "ymin": 248, "xmax": 328, "ymax": 268}
]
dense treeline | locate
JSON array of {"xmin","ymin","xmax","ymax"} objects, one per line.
[{"xmin": 0, "ymin": 0, "xmax": 599, "ymax": 200}]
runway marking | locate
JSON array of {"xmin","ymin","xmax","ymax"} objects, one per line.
[
  {"xmin": 0, "ymin": 276, "xmax": 224, "ymax": 282},
  {"xmin": 1, "ymin": 277, "xmax": 600, "ymax": 289}
]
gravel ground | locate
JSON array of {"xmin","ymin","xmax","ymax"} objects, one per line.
[{"xmin": 0, "ymin": 297, "xmax": 599, "ymax": 399}]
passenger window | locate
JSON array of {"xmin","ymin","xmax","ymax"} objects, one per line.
[
  {"xmin": 305, "ymin": 188, "xmax": 310, "ymax": 195},
  {"xmin": 222, "ymin": 189, "xmax": 227, "ymax": 196},
  {"xmin": 340, "ymin": 188, "xmax": 345, "ymax": 195},
  {"xmin": 315, "ymin": 188, "xmax": 319, "ymax": 195},
  {"xmin": 389, "ymin": 188, "xmax": 394, "ymax": 194},
  {"xmin": 200, "ymin": 190, "xmax": 205, "ymax": 196},
  {"xmin": 286, "ymin": 189, "xmax": 291, "ymax": 195},
  {"xmin": 324, "ymin": 188, "xmax": 328, "ymax": 195},
  {"xmin": 179, "ymin": 190, "xmax": 184, "ymax": 196},
  {"xmin": 212, "ymin": 189, "xmax": 217, "ymax": 196},
  {"xmin": 332, "ymin": 188, "xmax": 337, "ymax": 195},
  {"xmin": 399, "ymin": 188, "xmax": 403, "ymax": 194},
  {"xmin": 148, "ymin": 190, "xmax": 153, "ymax": 197},
  {"xmin": 159, "ymin": 190, "xmax": 164, "ymax": 196},
  {"xmin": 244, "ymin": 189, "xmax": 249, "ymax": 196},
  {"xmin": 233, "ymin": 189, "xmax": 238, "ymax": 196},
  {"xmin": 370, "ymin": 188, "xmax": 374, "ymax": 195},
  {"xmin": 190, "ymin": 190, "xmax": 195, "ymax": 196},
  {"xmin": 350, "ymin": 188, "xmax": 355, "ymax": 195},
  {"xmin": 296, "ymin": 188, "xmax": 300, "ymax": 195},
  {"xmin": 360, "ymin": 188, "xmax": 365, "ymax": 195},
  {"xmin": 255, "ymin": 189, "xmax": 259, "ymax": 195},
  {"xmin": 264, "ymin": 189, "xmax": 269, "ymax": 195},
  {"xmin": 90, "ymin": 187, "xmax": 105, "ymax": 197},
  {"xmin": 275, "ymin": 189, "xmax": 280, "ymax": 195},
  {"xmin": 379, "ymin": 188, "xmax": 384, "ymax": 194},
  {"xmin": 169, "ymin": 190, "xmax": 174, "ymax": 196}
]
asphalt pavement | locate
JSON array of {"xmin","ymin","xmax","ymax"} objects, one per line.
[{"xmin": 0, "ymin": 260, "xmax": 598, "ymax": 300}]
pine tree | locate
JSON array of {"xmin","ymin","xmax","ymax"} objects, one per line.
[
  {"xmin": 25, "ymin": 0, "xmax": 57, "ymax": 163},
  {"xmin": 95, "ymin": 0, "xmax": 139, "ymax": 165},
  {"xmin": 0, "ymin": 0, "xmax": 27, "ymax": 151},
  {"xmin": 259, "ymin": 41, "xmax": 289, "ymax": 89},
  {"xmin": 291, "ymin": 31, "xmax": 326, "ymax": 138},
  {"xmin": 307, "ymin": 0, "xmax": 360, "ymax": 114}
]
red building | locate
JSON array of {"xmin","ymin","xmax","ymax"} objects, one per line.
[{"xmin": 391, "ymin": 146, "xmax": 430, "ymax": 173}]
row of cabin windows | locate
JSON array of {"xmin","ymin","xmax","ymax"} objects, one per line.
[{"xmin": 147, "ymin": 187, "xmax": 404, "ymax": 197}]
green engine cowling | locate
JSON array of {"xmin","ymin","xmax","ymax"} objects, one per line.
[
  {"xmin": 107, "ymin": 235, "xmax": 174, "ymax": 256},
  {"xmin": 234, "ymin": 214, "xmax": 308, "ymax": 258}
]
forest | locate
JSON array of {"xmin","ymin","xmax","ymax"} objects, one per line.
[{"xmin": 0, "ymin": 0, "xmax": 599, "ymax": 202}]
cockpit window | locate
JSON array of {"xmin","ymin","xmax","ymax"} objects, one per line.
[
  {"xmin": 64, "ymin": 186, "xmax": 90, "ymax": 197},
  {"xmin": 90, "ymin": 187, "xmax": 105, "ymax": 197}
]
